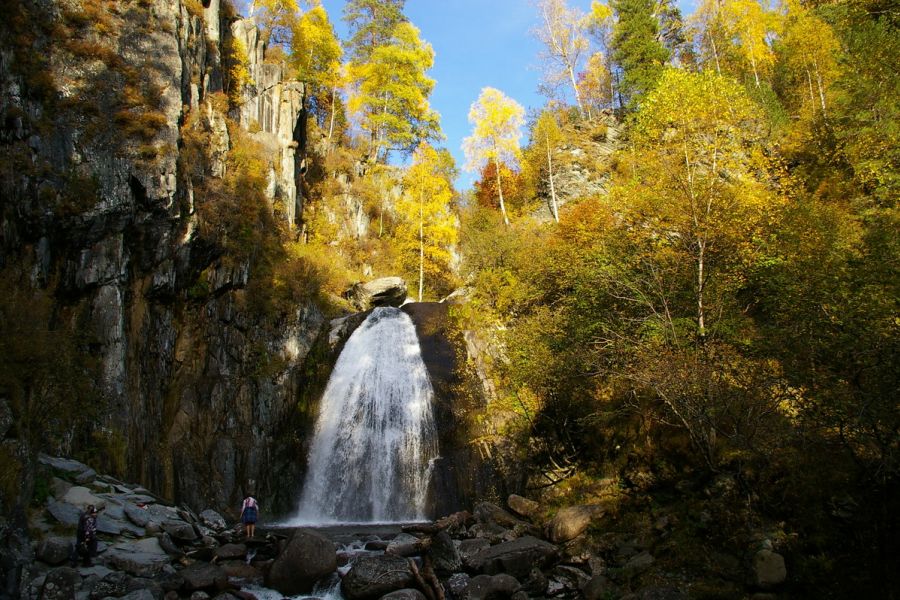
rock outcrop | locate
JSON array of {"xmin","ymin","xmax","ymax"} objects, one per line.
[
  {"xmin": 0, "ymin": 0, "xmax": 318, "ymax": 515},
  {"xmin": 344, "ymin": 276, "xmax": 408, "ymax": 310}
]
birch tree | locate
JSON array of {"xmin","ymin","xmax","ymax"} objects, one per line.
[
  {"xmin": 534, "ymin": 0, "xmax": 591, "ymax": 116},
  {"xmin": 463, "ymin": 88, "xmax": 526, "ymax": 226}
]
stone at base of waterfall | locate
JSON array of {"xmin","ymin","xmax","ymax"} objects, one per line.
[
  {"xmin": 380, "ymin": 589, "xmax": 427, "ymax": 600},
  {"xmin": 199, "ymin": 509, "xmax": 227, "ymax": 531},
  {"xmin": 36, "ymin": 537, "xmax": 73, "ymax": 566},
  {"xmin": 582, "ymin": 575, "xmax": 617, "ymax": 600},
  {"xmin": 214, "ymin": 543, "xmax": 247, "ymax": 561},
  {"xmin": 105, "ymin": 538, "xmax": 172, "ymax": 577},
  {"xmin": 180, "ymin": 563, "xmax": 228, "ymax": 592},
  {"xmin": 431, "ymin": 531, "xmax": 462, "ymax": 573},
  {"xmin": 546, "ymin": 505, "xmax": 604, "ymax": 543},
  {"xmin": 507, "ymin": 495, "xmax": 541, "ymax": 521},
  {"xmin": 266, "ymin": 528, "xmax": 337, "ymax": 596},
  {"xmin": 345, "ymin": 277, "xmax": 408, "ymax": 310},
  {"xmin": 474, "ymin": 502, "xmax": 530, "ymax": 531},
  {"xmin": 468, "ymin": 573, "xmax": 522, "ymax": 600},
  {"xmin": 39, "ymin": 567, "xmax": 81, "ymax": 600},
  {"xmin": 386, "ymin": 533, "xmax": 422, "ymax": 557},
  {"xmin": 459, "ymin": 538, "xmax": 492, "ymax": 570},
  {"xmin": 753, "ymin": 550, "xmax": 786, "ymax": 589},
  {"xmin": 466, "ymin": 536, "xmax": 559, "ymax": 579},
  {"xmin": 340, "ymin": 555, "xmax": 415, "ymax": 600}
]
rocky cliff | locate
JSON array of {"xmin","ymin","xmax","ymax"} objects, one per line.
[{"xmin": 0, "ymin": 0, "xmax": 321, "ymax": 515}]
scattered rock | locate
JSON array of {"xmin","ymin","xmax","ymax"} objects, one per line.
[
  {"xmin": 340, "ymin": 555, "xmax": 414, "ymax": 600},
  {"xmin": 46, "ymin": 501, "xmax": 84, "ymax": 527},
  {"xmin": 430, "ymin": 531, "xmax": 462, "ymax": 574},
  {"xmin": 214, "ymin": 543, "xmax": 247, "ymax": 561},
  {"xmin": 61, "ymin": 486, "xmax": 107, "ymax": 510},
  {"xmin": 385, "ymin": 533, "xmax": 423, "ymax": 557},
  {"xmin": 36, "ymin": 537, "xmax": 73, "ymax": 566},
  {"xmin": 474, "ymin": 502, "xmax": 530, "ymax": 530},
  {"xmin": 199, "ymin": 510, "xmax": 227, "ymax": 531},
  {"xmin": 753, "ymin": 549, "xmax": 786, "ymax": 589},
  {"xmin": 506, "ymin": 495, "xmax": 541, "ymax": 521},
  {"xmin": 162, "ymin": 520, "xmax": 198, "ymax": 542},
  {"xmin": 621, "ymin": 551, "xmax": 655, "ymax": 578},
  {"xmin": 458, "ymin": 538, "xmax": 492, "ymax": 569},
  {"xmin": 180, "ymin": 563, "xmax": 228, "ymax": 592},
  {"xmin": 446, "ymin": 573, "xmax": 471, "ymax": 599},
  {"xmin": 466, "ymin": 536, "xmax": 558, "ymax": 579},
  {"xmin": 157, "ymin": 533, "xmax": 184, "ymax": 557},
  {"xmin": 381, "ymin": 589, "xmax": 428, "ymax": 600},
  {"xmin": 267, "ymin": 528, "xmax": 337, "ymax": 596},
  {"xmin": 39, "ymin": 567, "xmax": 81, "ymax": 600},
  {"xmin": 120, "ymin": 589, "xmax": 157, "ymax": 600},
  {"xmin": 546, "ymin": 505, "xmax": 604, "ymax": 544},
  {"xmin": 75, "ymin": 469, "xmax": 98, "ymax": 485},
  {"xmin": 468, "ymin": 573, "xmax": 521, "ymax": 600},
  {"xmin": 105, "ymin": 538, "xmax": 171, "ymax": 577},
  {"xmin": 125, "ymin": 504, "xmax": 152, "ymax": 527},
  {"xmin": 582, "ymin": 575, "xmax": 615, "ymax": 600},
  {"xmin": 88, "ymin": 572, "xmax": 129, "ymax": 599}
]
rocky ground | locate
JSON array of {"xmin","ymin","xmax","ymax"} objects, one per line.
[{"xmin": 2, "ymin": 456, "xmax": 788, "ymax": 600}]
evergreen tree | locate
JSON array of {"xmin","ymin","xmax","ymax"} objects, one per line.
[
  {"xmin": 343, "ymin": 0, "xmax": 406, "ymax": 63},
  {"xmin": 611, "ymin": 0, "xmax": 669, "ymax": 106}
]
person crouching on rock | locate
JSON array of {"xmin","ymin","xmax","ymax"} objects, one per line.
[
  {"xmin": 240, "ymin": 495, "xmax": 259, "ymax": 539},
  {"xmin": 75, "ymin": 504, "xmax": 102, "ymax": 566}
]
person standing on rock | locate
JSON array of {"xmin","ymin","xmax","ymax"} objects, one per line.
[
  {"xmin": 240, "ymin": 494, "xmax": 259, "ymax": 539},
  {"xmin": 75, "ymin": 504, "xmax": 101, "ymax": 566}
]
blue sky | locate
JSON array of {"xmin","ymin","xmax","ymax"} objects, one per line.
[{"xmin": 244, "ymin": 1, "xmax": 698, "ymax": 188}]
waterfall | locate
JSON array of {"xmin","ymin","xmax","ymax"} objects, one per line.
[{"xmin": 292, "ymin": 306, "xmax": 438, "ymax": 524}]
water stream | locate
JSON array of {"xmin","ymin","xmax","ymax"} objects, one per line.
[{"xmin": 287, "ymin": 306, "xmax": 439, "ymax": 525}]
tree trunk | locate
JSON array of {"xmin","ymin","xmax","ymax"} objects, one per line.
[
  {"xmin": 327, "ymin": 85, "xmax": 337, "ymax": 143},
  {"xmin": 495, "ymin": 160, "xmax": 510, "ymax": 226},
  {"xmin": 418, "ymin": 191, "xmax": 425, "ymax": 302},
  {"xmin": 813, "ymin": 58, "xmax": 828, "ymax": 118},
  {"xmin": 546, "ymin": 135, "xmax": 559, "ymax": 222},
  {"xmin": 697, "ymin": 240, "xmax": 706, "ymax": 339}
]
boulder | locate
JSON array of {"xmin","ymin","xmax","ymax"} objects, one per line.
[
  {"xmin": 430, "ymin": 531, "xmax": 462, "ymax": 574},
  {"xmin": 345, "ymin": 277, "xmax": 408, "ymax": 310},
  {"xmin": 46, "ymin": 501, "xmax": 83, "ymax": 527},
  {"xmin": 753, "ymin": 550, "xmax": 786, "ymax": 589},
  {"xmin": 385, "ymin": 533, "xmax": 423, "ymax": 557},
  {"xmin": 446, "ymin": 573, "xmax": 471, "ymax": 600},
  {"xmin": 39, "ymin": 455, "xmax": 92, "ymax": 477},
  {"xmin": 467, "ymin": 536, "xmax": 558, "ymax": 579},
  {"xmin": 459, "ymin": 538, "xmax": 492, "ymax": 569},
  {"xmin": 550, "ymin": 566, "xmax": 590, "ymax": 593},
  {"xmin": 214, "ymin": 543, "xmax": 247, "ymax": 561},
  {"xmin": 61, "ymin": 486, "xmax": 106, "ymax": 510},
  {"xmin": 381, "ymin": 589, "xmax": 428, "ymax": 600},
  {"xmin": 39, "ymin": 567, "xmax": 81, "ymax": 600},
  {"xmin": 162, "ymin": 519, "xmax": 198, "ymax": 542},
  {"xmin": 120, "ymin": 589, "xmax": 157, "ymax": 600},
  {"xmin": 36, "ymin": 537, "xmax": 73, "ymax": 566},
  {"xmin": 105, "ymin": 538, "xmax": 171, "ymax": 577},
  {"xmin": 621, "ymin": 551, "xmax": 655, "ymax": 578},
  {"xmin": 88, "ymin": 572, "xmax": 129, "ymax": 599},
  {"xmin": 180, "ymin": 563, "xmax": 228, "ymax": 592},
  {"xmin": 546, "ymin": 505, "xmax": 604, "ymax": 543},
  {"xmin": 582, "ymin": 575, "xmax": 615, "ymax": 600},
  {"xmin": 219, "ymin": 560, "xmax": 261, "ymax": 580},
  {"xmin": 340, "ymin": 555, "xmax": 415, "ymax": 600},
  {"xmin": 468, "ymin": 574, "xmax": 522, "ymax": 600},
  {"xmin": 506, "ymin": 496, "xmax": 540, "ymax": 521},
  {"xmin": 474, "ymin": 503, "xmax": 529, "ymax": 530},
  {"xmin": 158, "ymin": 533, "xmax": 185, "ymax": 557},
  {"xmin": 125, "ymin": 504, "xmax": 152, "ymax": 527},
  {"xmin": 74, "ymin": 469, "xmax": 98, "ymax": 485},
  {"xmin": 200, "ymin": 510, "xmax": 227, "ymax": 531},
  {"xmin": 266, "ymin": 528, "xmax": 337, "ymax": 596}
]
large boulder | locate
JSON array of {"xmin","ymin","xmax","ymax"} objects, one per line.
[
  {"xmin": 39, "ymin": 567, "xmax": 81, "ymax": 600},
  {"xmin": 385, "ymin": 533, "xmax": 423, "ymax": 557},
  {"xmin": 36, "ymin": 537, "xmax": 73, "ymax": 566},
  {"xmin": 474, "ymin": 503, "xmax": 529, "ymax": 531},
  {"xmin": 199, "ymin": 510, "xmax": 227, "ymax": 532},
  {"xmin": 381, "ymin": 590, "xmax": 428, "ymax": 600},
  {"xmin": 345, "ymin": 277, "xmax": 408, "ymax": 310},
  {"xmin": 546, "ymin": 505, "xmax": 604, "ymax": 543},
  {"xmin": 105, "ymin": 538, "xmax": 172, "ymax": 577},
  {"xmin": 506, "ymin": 496, "xmax": 541, "ymax": 521},
  {"xmin": 180, "ymin": 563, "xmax": 228, "ymax": 592},
  {"xmin": 430, "ymin": 531, "xmax": 462, "ymax": 574},
  {"xmin": 468, "ymin": 574, "xmax": 522, "ymax": 600},
  {"xmin": 753, "ymin": 550, "xmax": 786, "ymax": 589},
  {"xmin": 214, "ymin": 544, "xmax": 247, "ymax": 560},
  {"xmin": 340, "ymin": 555, "xmax": 415, "ymax": 600},
  {"xmin": 266, "ymin": 528, "xmax": 336, "ymax": 596},
  {"xmin": 467, "ymin": 536, "xmax": 559, "ymax": 579},
  {"xmin": 459, "ymin": 539, "xmax": 492, "ymax": 569}
]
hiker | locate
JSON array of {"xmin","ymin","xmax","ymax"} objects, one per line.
[
  {"xmin": 74, "ymin": 504, "xmax": 102, "ymax": 566},
  {"xmin": 240, "ymin": 495, "xmax": 259, "ymax": 539}
]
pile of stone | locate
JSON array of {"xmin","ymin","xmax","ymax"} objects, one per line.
[{"xmin": 22, "ymin": 455, "xmax": 278, "ymax": 600}]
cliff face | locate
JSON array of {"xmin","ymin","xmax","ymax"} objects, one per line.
[{"xmin": 0, "ymin": 0, "xmax": 320, "ymax": 515}]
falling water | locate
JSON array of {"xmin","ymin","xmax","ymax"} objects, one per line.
[{"xmin": 291, "ymin": 306, "xmax": 438, "ymax": 524}]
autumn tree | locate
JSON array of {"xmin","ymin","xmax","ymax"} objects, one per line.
[
  {"xmin": 578, "ymin": 51, "xmax": 613, "ymax": 112},
  {"xmin": 463, "ymin": 87, "xmax": 526, "ymax": 226},
  {"xmin": 534, "ymin": 0, "xmax": 591, "ymax": 116},
  {"xmin": 348, "ymin": 21, "xmax": 442, "ymax": 161},
  {"xmin": 585, "ymin": 1, "xmax": 618, "ymax": 108},
  {"xmin": 291, "ymin": 4, "xmax": 343, "ymax": 139},
  {"xmin": 530, "ymin": 109, "xmax": 564, "ymax": 221},
  {"xmin": 251, "ymin": 0, "xmax": 302, "ymax": 46},
  {"xmin": 396, "ymin": 144, "xmax": 458, "ymax": 300},
  {"xmin": 611, "ymin": 0, "xmax": 669, "ymax": 105},
  {"xmin": 777, "ymin": 0, "xmax": 839, "ymax": 119}
]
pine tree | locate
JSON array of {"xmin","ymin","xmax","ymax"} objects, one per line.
[
  {"xmin": 611, "ymin": 0, "xmax": 669, "ymax": 106},
  {"xmin": 343, "ymin": 0, "xmax": 406, "ymax": 63}
]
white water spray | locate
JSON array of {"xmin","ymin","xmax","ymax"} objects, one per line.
[{"xmin": 290, "ymin": 307, "xmax": 438, "ymax": 524}]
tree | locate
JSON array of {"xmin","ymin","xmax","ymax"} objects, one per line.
[
  {"xmin": 585, "ymin": 1, "xmax": 618, "ymax": 108},
  {"xmin": 534, "ymin": 0, "xmax": 591, "ymax": 116},
  {"xmin": 344, "ymin": 0, "xmax": 406, "ymax": 63},
  {"xmin": 611, "ymin": 0, "xmax": 670, "ymax": 105},
  {"xmin": 251, "ymin": 0, "xmax": 301, "ymax": 46},
  {"xmin": 463, "ymin": 87, "xmax": 526, "ymax": 226},
  {"xmin": 291, "ymin": 4, "xmax": 343, "ymax": 139},
  {"xmin": 695, "ymin": 0, "xmax": 780, "ymax": 87},
  {"xmin": 348, "ymin": 21, "xmax": 442, "ymax": 161},
  {"xmin": 396, "ymin": 144, "xmax": 458, "ymax": 301},
  {"xmin": 578, "ymin": 51, "xmax": 613, "ymax": 112},
  {"xmin": 531, "ymin": 109, "xmax": 564, "ymax": 221}
]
